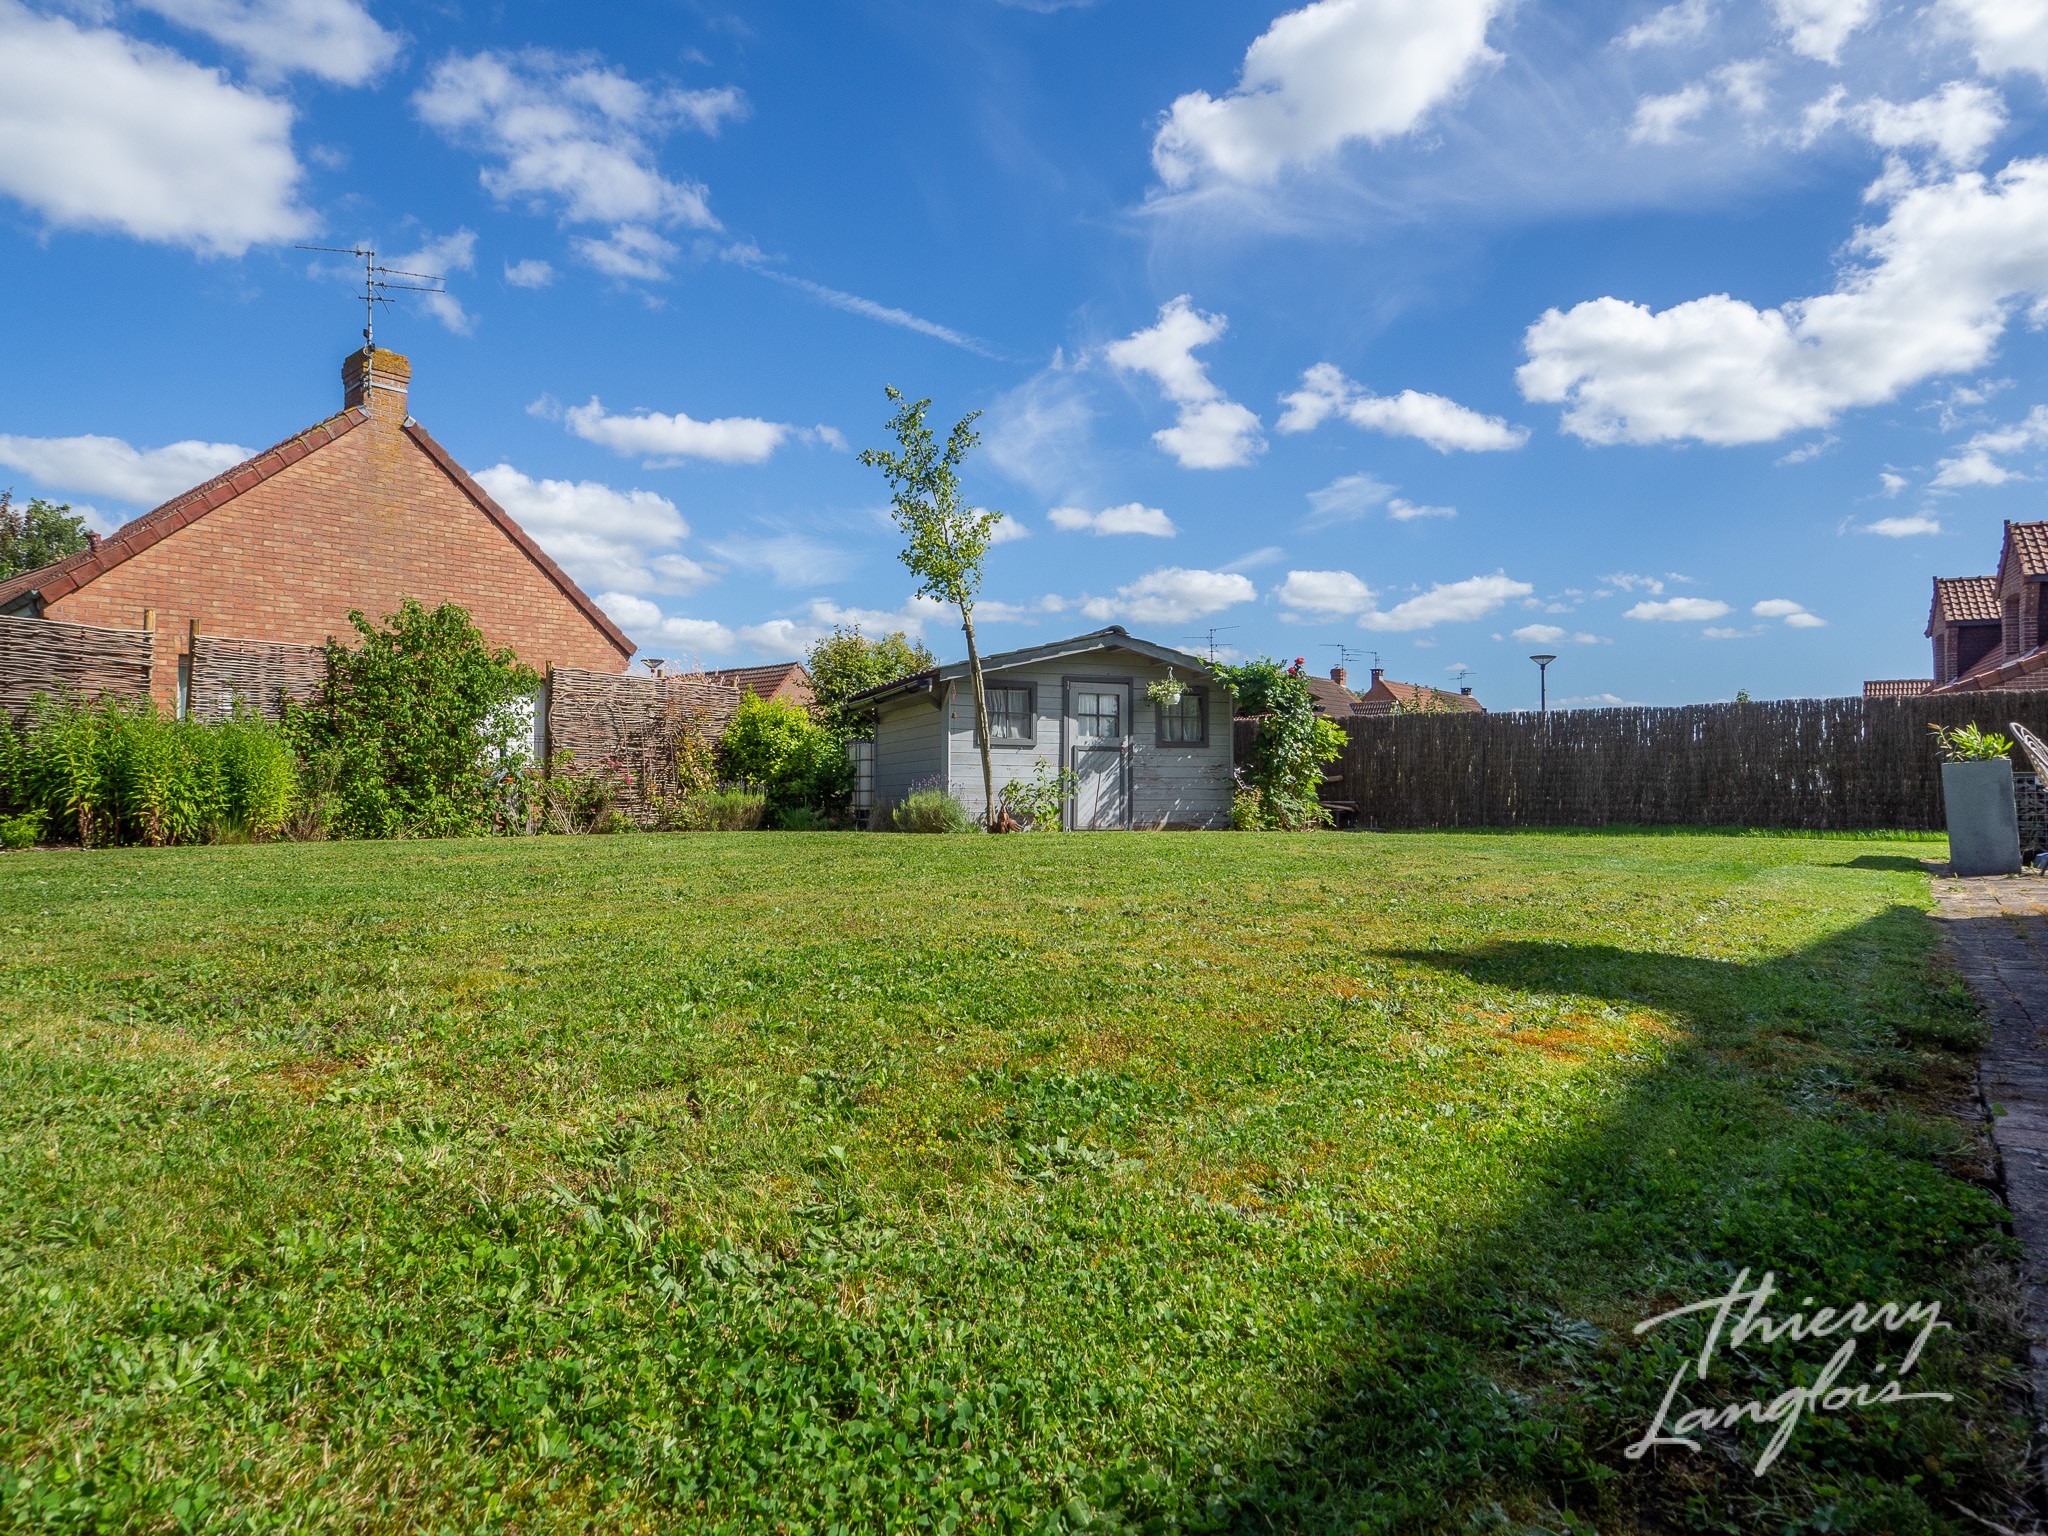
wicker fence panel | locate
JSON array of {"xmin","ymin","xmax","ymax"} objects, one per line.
[
  {"xmin": 186, "ymin": 635, "xmax": 328, "ymax": 721},
  {"xmin": 1232, "ymin": 692, "xmax": 2048, "ymax": 831},
  {"xmin": 545, "ymin": 667, "xmax": 745, "ymax": 827},
  {"xmin": 0, "ymin": 614, "xmax": 153, "ymax": 718}
]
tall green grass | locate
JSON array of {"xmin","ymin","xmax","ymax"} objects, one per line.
[{"xmin": 0, "ymin": 694, "xmax": 295, "ymax": 846}]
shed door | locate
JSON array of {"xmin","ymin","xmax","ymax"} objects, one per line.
[{"xmin": 1065, "ymin": 682, "xmax": 1130, "ymax": 830}]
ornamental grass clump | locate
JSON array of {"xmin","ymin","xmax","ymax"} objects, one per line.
[{"xmin": 891, "ymin": 778, "xmax": 975, "ymax": 833}]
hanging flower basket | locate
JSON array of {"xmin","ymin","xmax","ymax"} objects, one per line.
[{"xmin": 1146, "ymin": 671, "xmax": 1185, "ymax": 708}]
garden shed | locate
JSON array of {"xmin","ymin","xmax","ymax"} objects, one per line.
[{"xmin": 853, "ymin": 626, "xmax": 1235, "ymax": 829}]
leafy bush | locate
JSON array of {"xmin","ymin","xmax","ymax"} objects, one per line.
[
  {"xmin": 997, "ymin": 760, "xmax": 1075, "ymax": 831},
  {"xmin": 717, "ymin": 694, "xmax": 851, "ymax": 820},
  {"xmin": 0, "ymin": 490, "xmax": 90, "ymax": 581},
  {"xmin": 0, "ymin": 809, "xmax": 43, "ymax": 850},
  {"xmin": 1930, "ymin": 722, "xmax": 2014, "ymax": 762},
  {"xmin": 805, "ymin": 625, "xmax": 936, "ymax": 742},
  {"xmin": 681, "ymin": 787, "xmax": 767, "ymax": 831},
  {"xmin": 1218, "ymin": 659, "xmax": 1347, "ymax": 830},
  {"xmin": 285, "ymin": 599, "xmax": 538, "ymax": 840},
  {"xmin": 891, "ymin": 785, "xmax": 975, "ymax": 833},
  {"xmin": 772, "ymin": 805, "xmax": 839, "ymax": 832},
  {"xmin": 1, "ymin": 694, "xmax": 296, "ymax": 846}
]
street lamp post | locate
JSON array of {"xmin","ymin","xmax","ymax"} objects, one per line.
[{"xmin": 1529, "ymin": 654, "xmax": 1557, "ymax": 716}]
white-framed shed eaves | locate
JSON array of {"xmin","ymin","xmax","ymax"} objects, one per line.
[{"xmin": 849, "ymin": 626, "xmax": 1237, "ymax": 830}]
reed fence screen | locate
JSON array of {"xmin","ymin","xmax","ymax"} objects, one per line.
[
  {"xmin": 186, "ymin": 635, "xmax": 327, "ymax": 721},
  {"xmin": 544, "ymin": 666, "xmax": 744, "ymax": 827},
  {"xmin": 0, "ymin": 614, "xmax": 154, "ymax": 719},
  {"xmin": 1232, "ymin": 692, "xmax": 2048, "ymax": 831}
]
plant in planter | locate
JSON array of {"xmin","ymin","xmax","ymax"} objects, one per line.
[
  {"xmin": 1145, "ymin": 671, "xmax": 1185, "ymax": 709},
  {"xmin": 1931, "ymin": 722, "xmax": 2022, "ymax": 876}
]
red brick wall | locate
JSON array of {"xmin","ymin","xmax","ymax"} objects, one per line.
[{"xmin": 47, "ymin": 389, "xmax": 628, "ymax": 705}]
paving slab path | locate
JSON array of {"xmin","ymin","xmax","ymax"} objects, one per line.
[{"xmin": 1930, "ymin": 871, "xmax": 2048, "ymax": 1484}]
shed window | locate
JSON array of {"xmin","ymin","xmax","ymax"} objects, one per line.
[
  {"xmin": 1156, "ymin": 689, "xmax": 1206, "ymax": 746},
  {"xmin": 986, "ymin": 685, "xmax": 1034, "ymax": 744}
]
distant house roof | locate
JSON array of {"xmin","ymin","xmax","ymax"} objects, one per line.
[
  {"xmin": 1353, "ymin": 675, "xmax": 1486, "ymax": 715},
  {"xmin": 704, "ymin": 662, "xmax": 813, "ymax": 707},
  {"xmin": 2006, "ymin": 521, "xmax": 2048, "ymax": 581},
  {"xmin": 1927, "ymin": 575, "xmax": 2002, "ymax": 634},
  {"xmin": 848, "ymin": 626, "xmax": 1216, "ymax": 706},
  {"xmin": 1302, "ymin": 676, "xmax": 1358, "ymax": 716}
]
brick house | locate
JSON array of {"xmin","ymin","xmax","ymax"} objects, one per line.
[
  {"xmin": 1909, "ymin": 521, "xmax": 2048, "ymax": 694},
  {"xmin": 1297, "ymin": 664, "xmax": 1484, "ymax": 717},
  {"xmin": 702, "ymin": 662, "xmax": 814, "ymax": 710},
  {"xmin": 0, "ymin": 346, "xmax": 632, "ymax": 710}
]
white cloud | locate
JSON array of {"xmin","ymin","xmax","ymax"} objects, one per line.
[
  {"xmin": 1630, "ymin": 83, "xmax": 1714, "ymax": 145},
  {"xmin": 1359, "ymin": 573, "xmax": 1532, "ymax": 632},
  {"xmin": 0, "ymin": 432, "xmax": 252, "ymax": 505},
  {"xmin": 1276, "ymin": 363, "xmax": 1527, "ymax": 451},
  {"xmin": 1772, "ymin": 0, "xmax": 1877, "ymax": 62},
  {"xmin": 1151, "ymin": 0, "xmax": 1508, "ymax": 188},
  {"xmin": 414, "ymin": 50, "xmax": 740, "ymax": 280},
  {"xmin": 1753, "ymin": 597, "xmax": 1827, "ymax": 627},
  {"xmin": 504, "ymin": 258, "xmax": 555, "ymax": 288},
  {"xmin": 1932, "ymin": 402, "xmax": 2048, "ymax": 486},
  {"xmin": 1776, "ymin": 435, "xmax": 1837, "ymax": 465},
  {"xmin": 985, "ymin": 511, "xmax": 1031, "ymax": 544},
  {"xmin": 1879, "ymin": 470, "xmax": 1907, "ymax": 495},
  {"xmin": 1861, "ymin": 512, "xmax": 1943, "ymax": 535},
  {"xmin": 551, "ymin": 396, "xmax": 791, "ymax": 466},
  {"xmin": 1302, "ymin": 471, "xmax": 1394, "ymax": 527},
  {"xmin": 593, "ymin": 592, "xmax": 737, "ymax": 659},
  {"xmin": 1512, "ymin": 623, "xmax": 1603, "ymax": 643},
  {"xmin": 1624, "ymin": 596, "xmax": 1733, "ymax": 620},
  {"xmin": 726, "ymin": 249, "xmax": 998, "ymax": 357},
  {"xmin": 1388, "ymin": 498, "xmax": 1456, "ymax": 521},
  {"xmin": 389, "ymin": 229, "xmax": 476, "ymax": 334},
  {"xmin": 571, "ymin": 225, "xmax": 678, "ymax": 282},
  {"xmin": 1619, "ymin": 0, "xmax": 1711, "ymax": 50},
  {"xmin": 983, "ymin": 359, "xmax": 1097, "ymax": 496},
  {"xmin": 1048, "ymin": 502, "xmax": 1177, "ymax": 537},
  {"xmin": 473, "ymin": 464, "xmax": 708, "ymax": 597},
  {"xmin": 1519, "ymin": 157, "xmax": 2048, "ymax": 446},
  {"xmin": 1859, "ymin": 83, "xmax": 2006, "ymax": 171},
  {"xmin": 1276, "ymin": 568, "xmax": 1375, "ymax": 616},
  {"xmin": 1703, "ymin": 625, "xmax": 1765, "ymax": 638},
  {"xmin": 136, "ymin": 0, "xmax": 399, "ymax": 86},
  {"xmin": 0, "ymin": 4, "xmax": 310, "ymax": 255},
  {"xmin": 1940, "ymin": 0, "xmax": 2048, "ymax": 83},
  {"xmin": 708, "ymin": 532, "xmax": 853, "ymax": 589},
  {"xmin": 1104, "ymin": 297, "xmax": 1264, "ymax": 469},
  {"xmin": 1081, "ymin": 566, "xmax": 1256, "ymax": 626},
  {"xmin": 738, "ymin": 595, "xmax": 950, "ymax": 656}
]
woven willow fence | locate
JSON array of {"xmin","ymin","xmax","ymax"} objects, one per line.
[
  {"xmin": 545, "ymin": 666, "xmax": 744, "ymax": 828},
  {"xmin": 1231, "ymin": 691, "xmax": 2048, "ymax": 831},
  {"xmin": 186, "ymin": 635, "xmax": 327, "ymax": 721},
  {"xmin": 0, "ymin": 614, "xmax": 153, "ymax": 719}
]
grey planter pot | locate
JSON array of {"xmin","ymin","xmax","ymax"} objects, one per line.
[{"xmin": 1942, "ymin": 758, "xmax": 2022, "ymax": 877}]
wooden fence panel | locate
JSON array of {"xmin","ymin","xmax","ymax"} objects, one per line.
[
  {"xmin": 545, "ymin": 667, "xmax": 745, "ymax": 827},
  {"xmin": 186, "ymin": 635, "xmax": 328, "ymax": 721},
  {"xmin": 1234, "ymin": 692, "xmax": 2048, "ymax": 831},
  {"xmin": 0, "ymin": 614, "xmax": 153, "ymax": 719}
]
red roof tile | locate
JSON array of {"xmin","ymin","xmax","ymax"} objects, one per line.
[
  {"xmin": 2009, "ymin": 521, "xmax": 2048, "ymax": 579},
  {"xmin": 1930, "ymin": 575, "xmax": 2002, "ymax": 628},
  {"xmin": 703, "ymin": 662, "xmax": 813, "ymax": 702}
]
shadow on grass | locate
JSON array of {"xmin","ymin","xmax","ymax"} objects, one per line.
[
  {"xmin": 1845, "ymin": 854, "xmax": 1942, "ymax": 873},
  {"xmin": 1156, "ymin": 906, "xmax": 2030, "ymax": 1535}
]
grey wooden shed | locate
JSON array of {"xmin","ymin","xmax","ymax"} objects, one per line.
[{"xmin": 852, "ymin": 626, "xmax": 1235, "ymax": 830}]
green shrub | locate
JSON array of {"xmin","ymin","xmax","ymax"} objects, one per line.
[
  {"xmin": 772, "ymin": 805, "xmax": 839, "ymax": 832},
  {"xmin": 997, "ymin": 760, "xmax": 1075, "ymax": 831},
  {"xmin": 1217, "ymin": 659, "xmax": 1346, "ymax": 830},
  {"xmin": 1930, "ymin": 722, "xmax": 2013, "ymax": 762},
  {"xmin": 717, "ymin": 694, "xmax": 852, "ymax": 820},
  {"xmin": 681, "ymin": 787, "xmax": 767, "ymax": 831},
  {"xmin": 0, "ymin": 809, "xmax": 43, "ymax": 850},
  {"xmin": 5, "ymin": 694, "xmax": 296, "ymax": 846},
  {"xmin": 891, "ymin": 786, "xmax": 975, "ymax": 833},
  {"xmin": 284, "ymin": 599, "xmax": 538, "ymax": 840}
]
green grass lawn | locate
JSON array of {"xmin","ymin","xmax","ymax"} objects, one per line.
[{"xmin": 0, "ymin": 831, "xmax": 2029, "ymax": 1534}]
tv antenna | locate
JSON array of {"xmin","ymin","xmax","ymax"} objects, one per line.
[
  {"xmin": 295, "ymin": 244, "xmax": 448, "ymax": 348},
  {"xmin": 1452, "ymin": 665, "xmax": 1474, "ymax": 687},
  {"xmin": 1182, "ymin": 625, "xmax": 1238, "ymax": 664},
  {"xmin": 1323, "ymin": 644, "xmax": 1377, "ymax": 669}
]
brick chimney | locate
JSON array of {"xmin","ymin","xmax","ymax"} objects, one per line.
[
  {"xmin": 343, "ymin": 346, "xmax": 411, "ymax": 419},
  {"xmin": 1460, "ymin": 686, "xmax": 1472, "ymax": 696},
  {"xmin": 1330, "ymin": 665, "xmax": 1348, "ymax": 688},
  {"xmin": 1369, "ymin": 666, "xmax": 1385, "ymax": 688}
]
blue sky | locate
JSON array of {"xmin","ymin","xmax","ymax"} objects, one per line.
[{"xmin": 5, "ymin": 0, "xmax": 2048, "ymax": 709}]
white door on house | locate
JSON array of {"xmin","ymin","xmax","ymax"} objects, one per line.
[{"xmin": 1065, "ymin": 682, "xmax": 1130, "ymax": 830}]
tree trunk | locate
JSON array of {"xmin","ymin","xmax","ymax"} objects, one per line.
[{"xmin": 959, "ymin": 605, "xmax": 997, "ymax": 829}]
